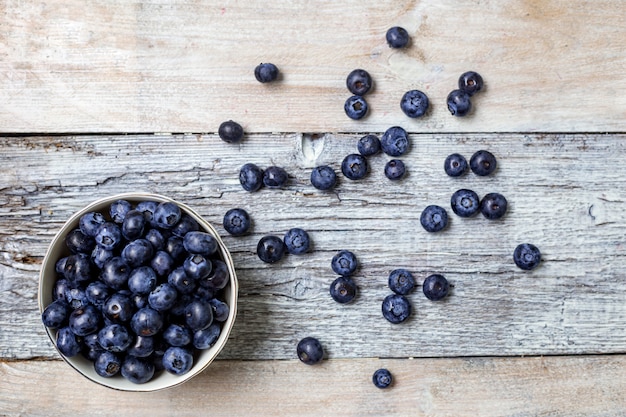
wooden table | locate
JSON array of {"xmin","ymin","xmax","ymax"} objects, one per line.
[{"xmin": 1, "ymin": 1, "xmax": 625, "ymax": 415}]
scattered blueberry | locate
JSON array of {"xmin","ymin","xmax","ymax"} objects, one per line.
[
  {"xmin": 310, "ymin": 165, "xmax": 337, "ymax": 191},
  {"xmin": 422, "ymin": 274, "xmax": 450, "ymax": 301},
  {"xmin": 223, "ymin": 208, "xmax": 251, "ymax": 236},
  {"xmin": 450, "ymin": 189, "xmax": 480, "ymax": 218},
  {"xmin": 239, "ymin": 163, "xmax": 264, "ymax": 192},
  {"xmin": 218, "ymin": 120, "xmax": 244, "ymax": 143},
  {"xmin": 254, "ymin": 63, "xmax": 279, "ymax": 83},
  {"xmin": 444, "ymin": 153, "xmax": 469, "ymax": 177},
  {"xmin": 283, "ymin": 228, "xmax": 310, "ymax": 255},
  {"xmin": 458, "ymin": 71, "xmax": 484, "ymax": 96},
  {"xmin": 372, "ymin": 368, "xmax": 393, "ymax": 389},
  {"xmin": 331, "ymin": 250, "xmax": 358, "ymax": 276},
  {"xmin": 400, "ymin": 89, "xmax": 429, "ymax": 118},
  {"xmin": 263, "ymin": 166, "xmax": 289, "ymax": 188},
  {"xmin": 341, "ymin": 153, "xmax": 368, "ymax": 180},
  {"xmin": 344, "ymin": 95, "xmax": 369, "ymax": 120},
  {"xmin": 329, "ymin": 276, "xmax": 357, "ymax": 304},
  {"xmin": 257, "ymin": 235, "xmax": 286, "ymax": 264},
  {"xmin": 381, "ymin": 294, "xmax": 411, "ymax": 324},
  {"xmin": 386, "ymin": 26, "xmax": 410, "ymax": 48},
  {"xmin": 447, "ymin": 89, "xmax": 472, "ymax": 117},
  {"xmin": 297, "ymin": 336, "xmax": 324, "ymax": 365},
  {"xmin": 470, "ymin": 150, "xmax": 497, "ymax": 176},
  {"xmin": 357, "ymin": 134, "xmax": 381, "ymax": 156},
  {"xmin": 420, "ymin": 205, "xmax": 449, "ymax": 232},
  {"xmin": 381, "ymin": 126, "xmax": 409, "ymax": 157},
  {"xmin": 388, "ymin": 269, "xmax": 416, "ymax": 295},
  {"xmin": 480, "ymin": 192, "xmax": 508, "ymax": 220},
  {"xmin": 384, "ymin": 159, "xmax": 406, "ymax": 181},
  {"xmin": 346, "ymin": 69, "xmax": 373, "ymax": 96},
  {"xmin": 513, "ymin": 243, "xmax": 541, "ymax": 270}
]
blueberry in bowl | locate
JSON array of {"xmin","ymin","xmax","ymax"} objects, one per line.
[{"xmin": 38, "ymin": 193, "xmax": 239, "ymax": 391}]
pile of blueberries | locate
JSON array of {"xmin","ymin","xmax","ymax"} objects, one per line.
[{"xmin": 41, "ymin": 199, "xmax": 231, "ymax": 384}]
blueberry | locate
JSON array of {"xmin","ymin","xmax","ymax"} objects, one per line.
[
  {"xmin": 381, "ymin": 294, "xmax": 411, "ymax": 324},
  {"xmin": 95, "ymin": 222, "xmax": 122, "ymax": 251},
  {"xmin": 98, "ymin": 323, "xmax": 132, "ymax": 352},
  {"xmin": 56, "ymin": 326, "xmax": 81, "ymax": 357},
  {"xmin": 263, "ymin": 166, "xmax": 289, "ymax": 188},
  {"xmin": 239, "ymin": 163, "xmax": 264, "ymax": 192},
  {"xmin": 223, "ymin": 208, "xmax": 251, "ymax": 236},
  {"xmin": 150, "ymin": 250, "xmax": 175, "ymax": 277},
  {"xmin": 121, "ymin": 209, "xmax": 146, "ymax": 240},
  {"xmin": 450, "ymin": 189, "xmax": 480, "ymax": 218},
  {"xmin": 480, "ymin": 192, "xmax": 508, "ymax": 220},
  {"xmin": 331, "ymin": 250, "xmax": 358, "ymax": 276},
  {"xmin": 162, "ymin": 324, "xmax": 192, "ymax": 347},
  {"xmin": 257, "ymin": 235, "xmax": 286, "ymax": 264},
  {"xmin": 165, "ymin": 236, "xmax": 187, "ymax": 263},
  {"xmin": 110, "ymin": 200, "xmax": 132, "ymax": 224},
  {"xmin": 185, "ymin": 298, "xmax": 213, "ymax": 331},
  {"xmin": 63, "ymin": 253, "xmax": 93, "ymax": 285},
  {"xmin": 470, "ymin": 150, "xmax": 497, "ymax": 176},
  {"xmin": 400, "ymin": 89, "xmax": 429, "ymax": 118},
  {"xmin": 357, "ymin": 134, "xmax": 381, "ymax": 156},
  {"xmin": 422, "ymin": 274, "xmax": 450, "ymax": 301},
  {"xmin": 41, "ymin": 300, "xmax": 70, "ymax": 329},
  {"xmin": 55, "ymin": 257, "xmax": 69, "ymax": 277},
  {"xmin": 420, "ymin": 205, "xmax": 448, "ymax": 232},
  {"xmin": 254, "ymin": 62, "xmax": 279, "ymax": 83},
  {"xmin": 209, "ymin": 298, "xmax": 230, "ymax": 322},
  {"xmin": 458, "ymin": 71, "xmax": 484, "ymax": 96},
  {"xmin": 128, "ymin": 266, "xmax": 158, "ymax": 295},
  {"xmin": 193, "ymin": 322, "xmax": 222, "ymax": 349},
  {"xmin": 65, "ymin": 228, "xmax": 95, "ymax": 254},
  {"xmin": 444, "ymin": 153, "xmax": 469, "ymax": 177},
  {"xmin": 381, "ymin": 126, "xmax": 409, "ymax": 157},
  {"xmin": 127, "ymin": 335, "xmax": 155, "ymax": 358},
  {"xmin": 79, "ymin": 211, "xmax": 106, "ymax": 237},
  {"xmin": 103, "ymin": 291, "xmax": 134, "ymax": 323},
  {"xmin": 346, "ymin": 69, "xmax": 373, "ymax": 96},
  {"xmin": 513, "ymin": 243, "xmax": 541, "ymax": 270},
  {"xmin": 136, "ymin": 200, "xmax": 159, "ymax": 228},
  {"xmin": 310, "ymin": 165, "xmax": 337, "ymax": 191},
  {"xmin": 193, "ymin": 286, "xmax": 215, "ymax": 302},
  {"xmin": 145, "ymin": 228, "xmax": 166, "ymax": 251},
  {"xmin": 122, "ymin": 239, "xmax": 154, "ymax": 268},
  {"xmin": 154, "ymin": 202, "xmax": 182, "ymax": 230},
  {"xmin": 386, "ymin": 26, "xmax": 410, "ymax": 48},
  {"xmin": 94, "ymin": 351, "xmax": 122, "ymax": 378},
  {"xmin": 91, "ymin": 245, "xmax": 114, "ymax": 270},
  {"xmin": 329, "ymin": 276, "xmax": 357, "ymax": 304},
  {"xmin": 388, "ymin": 269, "xmax": 415, "ymax": 295},
  {"xmin": 64, "ymin": 287, "xmax": 89, "ymax": 310},
  {"xmin": 183, "ymin": 254, "xmax": 213, "ymax": 280},
  {"xmin": 296, "ymin": 336, "xmax": 324, "ymax": 365},
  {"xmin": 85, "ymin": 281, "xmax": 112, "ymax": 309},
  {"xmin": 132, "ymin": 293, "xmax": 149, "ymax": 310},
  {"xmin": 218, "ymin": 120, "xmax": 244, "ymax": 143},
  {"xmin": 121, "ymin": 355, "xmax": 155, "ymax": 384},
  {"xmin": 171, "ymin": 214, "xmax": 200, "ymax": 238},
  {"xmin": 162, "ymin": 346, "xmax": 194, "ymax": 375},
  {"xmin": 341, "ymin": 153, "xmax": 368, "ymax": 180},
  {"xmin": 131, "ymin": 307, "xmax": 164, "ymax": 337},
  {"xmin": 148, "ymin": 283, "xmax": 178, "ymax": 312},
  {"xmin": 283, "ymin": 227, "xmax": 310, "ymax": 255},
  {"xmin": 168, "ymin": 266, "xmax": 197, "ymax": 295},
  {"xmin": 372, "ymin": 368, "xmax": 393, "ymax": 389},
  {"xmin": 183, "ymin": 231, "xmax": 218, "ymax": 255},
  {"xmin": 52, "ymin": 278, "xmax": 71, "ymax": 303},
  {"xmin": 200, "ymin": 259, "xmax": 230, "ymax": 290},
  {"xmin": 344, "ymin": 95, "xmax": 369, "ymax": 120},
  {"xmin": 447, "ymin": 89, "xmax": 472, "ymax": 117},
  {"xmin": 384, "ymin": 159, "xmax": 406, "ymax": 181}
]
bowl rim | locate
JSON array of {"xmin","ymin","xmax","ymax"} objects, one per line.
[{"xmin": 38, "ymin": 192, "xmax": 239, "ymax": 392}]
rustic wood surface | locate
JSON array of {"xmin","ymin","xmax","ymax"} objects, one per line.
[{"xmin": 1, "ymin": 0, "xmax": 625, "ymax": 416}]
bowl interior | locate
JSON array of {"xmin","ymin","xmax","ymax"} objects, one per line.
[{"xmin": 38, "ymin": 193, "xmax": 238, "ymax": 392}]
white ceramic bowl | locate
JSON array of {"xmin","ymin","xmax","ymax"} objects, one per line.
[{"xmin": 38, "ymin": 193, "xmax": 238, "ymax": 391}]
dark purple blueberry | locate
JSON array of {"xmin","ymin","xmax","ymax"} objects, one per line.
[
  {"xmin": 183, "ymin": 231, "xmax": 218, "ymax": 255},
  {"xmin": 63, "ymin": 253, "xmax": 93, "ymax": 285},
  {"xmin": 56, "ymin": 326, "xmax": 81, "ymax": 357},
  {"xmin": 69, "ymin": 305, "xmax": 101, "ymax": 336},
  {"xmin": 91, "ymin": 245, "xmax": 114, "ymax": 270},
  {"xmin": 148, "ymin": 283, "xmax": 178, "ymax": 312},
  {"xmin": 218, "ymin": 120, "xmax": 244, "ymax": 143},
  {"xmin": 136, "ymin": 201, "xmax": 159, "ymax": 228},
  {"xmin": 329, "ymin": 276, "xmax": 357, "ymax": 304},
  {"xmin": 209, "ymin": 298, "xmax": 230, "ymax": 322},
  {"xmin": 458, "ymin": 71, "xmax": 484, "ymax": 96},
  {"xmin": 98, "ymin": 324, "xmax": 132, "ymax": 353},
  {"xmin": 85, "ymin": 281, "xmax": 111, "ymax": 309},
  {"xmin": 150, "ymin": 250, "xmax": 175, "ymax": 277},
  {"xmin": 165, "ymin": 236, "xmax": 186, "ymax": 263},
  {"xmin": 79, "ymin": 211, "xmax": 106, "ymax": 237},
  {"xmin": 183, "ymin": 254, "xmax": 213, "ymax": 280},
  {"xmin": 450, "ymin": 189, "xmax": 480, "ymax": 218},
  {"xmin": 310, "ymin": 165, "xmax": 337, "ymax": 191},
  {"xmin": 346, "ymin": 69, "xmax": 373, "ymax": 96},
  {"xmin": 52, "ymin": 278, "xmax": 71, "ymax": 303},
  {"xmin": 480, "ymin": 192, "xmax": 508, "ymax": 220},
  {"xmin": 127, "ymin": 335, "xmax": 155, "ymax": 358},
  {"xmin": 263, "ymin": 166, "xmax": 289, "ymax": 188},
  {"xmin": 223, "ymin": 208, "xmax": 251, "ymax": 236},
  {"xmin": 95, "ymin": 222, "xmax": 122, "ymax": 251},
  {"xmin": 110, "ymin": 200, "xmax": 132, "ymax": 224},
  {"xmin": 132, "ymin": 293, "xmax": 149, "ymax": 310},
  {"xmin": 121, "ymin": 355, "xmax": 155, "ymax": 384},
  {"xmin": 145, "ymin": 228, "xmax": 166, "ymax": 251},
  {"xmin": 64, "ymin": 287, "xmax": 89, "ymax": 310},
  {"xmin": 447, "ymin": 89, "xmax": 472, "ymax": 117},
  {"xmin": 154, "ymin": 201, "xmax": 182, "ymax": 230},
  {"xmin": 41, "ymin": 300, "xmax": 70, "ymax": 329},
  {"xmin": 65, "ymin": 229, "xmax": 95, "ymax": 254},
  {"xmin": 344, "ymin": 95, "xmax": 369, "ymax": 120},
  {"xmin": 331, "ymin": 250, "xmax": 358, "ymax": 276},
  {"xmin": 193, "ymin": 285, "xmax": 215, "ymax": 302},
  {"xmin": 131, "ymin": 307, "xmax": 163, "ymax": 337},
  {"xmin": 386, "ymin": 26, "xmax": 410, "ymax": 48},
  {"xmin": 513, "ymin": 243, "xmax": 542, "ymax": 271},
  {"xmin": 400, "ymin": 89, "xmax": 429, "ymax": 118},
  {"xmin": 122, "ymin": 239, "xmax": 154, "ymax": 268},
  {"xmin": 254, "ymin": 63, "xmax": 279, "ymax": 83},
  {"xmin": 297, "ymin": 336, "xmax": 324, "ymax": 365},
  {"xmin": 55, "ymin": 257, "xmax": 68, "ymax": 277},
  {"xmin": 185, "ymin": 299, "xmax": 213, "ymax": 331},
  {"xmin": 168, "ymin": 266, "xmax": 197, "ymax": 295},
  {"xmin": 200, "ymin": 259, "xmax": 230, "ymax": 290},
  {"xmin": 163, "ymin": 324, "xmax": 192, "ymax": 347},
  {"xmin": 420, "ymin": 205, "xmax": 448, "ymax": 233},
  {"xmin": 422, "ymin": 274, "xmax": 450, "ymax": 301},
  {"xmin": 372, "ymin": 368, "xmax": 393, "ymax": 389},
  {"xmin": 444, "ymin": 153, "xmax": 468, "ymax": 177},
  {"xmin": 381, "ymin": 294, "xmax": 411, "ymax": 324},
  {"xmin": 94, "ymin": 351, "xmax": 122, "ymax": 378},
  {"xmin": 381, "ymin": 126, "xmax": 409, "ymax": 157},
  {"xmin": 341, "ymin": 153, "xmax": 368, "ymax": 180},
  {"xmin": 121, "ymin": 209, "xmax": 146, "ymax": 240},
  {"xmin": 283, "ymin": 228, "xmax": 310, "ymax": 255},
  {"xmin": 388, "ymin": 269, "xmax": 416, "ymax": 295},
  {"xmin": 103, "ymin": 291, "xmax": 134, "ymax": 323},
  {"xmin": 171, "ymin": 214, "xmax": 200, "ymax": 238},
  {"xmin": 162, "ymin": 346, "xmax": 194, "ymax": 375},
  {"xmin": 128, "ymin": 266, "xmax": 158, "ymax": 295},
  {"xmin": 239, "ymin": 163, "xmax": 264, "ymax": 192},
  {"xmin": 193, "ymin": 323, "xmax": 221, "ymax": 349},
  {"xmin": 384, "ymin": 159, "xmax": 406, "ymax": 181},
  {"xmin": 357, "ymin": 134, "xmax": 381, "ymax": 156},
  {"xmin": 257, "ymin": 235, "xmax": 286, "ymax": 264},
  {"xmin": 470, "ymin": 150, "xmax": 497, "ymax": 176}
]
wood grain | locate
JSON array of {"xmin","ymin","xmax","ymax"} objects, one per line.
[
  {"xmin": 1, "ymin": 133, "xmax": 625, "ymax": 360},
  {"xmin": 1, "ymin": 0, "xmax": 625, "ymax": 134},
  {"xmin": 1, "ymin": 355, "xmax": 625, "ymax": 417}
]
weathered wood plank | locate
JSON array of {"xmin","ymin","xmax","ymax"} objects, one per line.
[
  {"xmin": 1, "ymin": 356, "xmax": 625, "ymax": 416},
  {"xmin": 1, "ymin": 0, "xmax": 624, "ymax": 133},
  {"xmin": 1, "ymin": 133, "xmax": 625, "ymax": 360}
]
